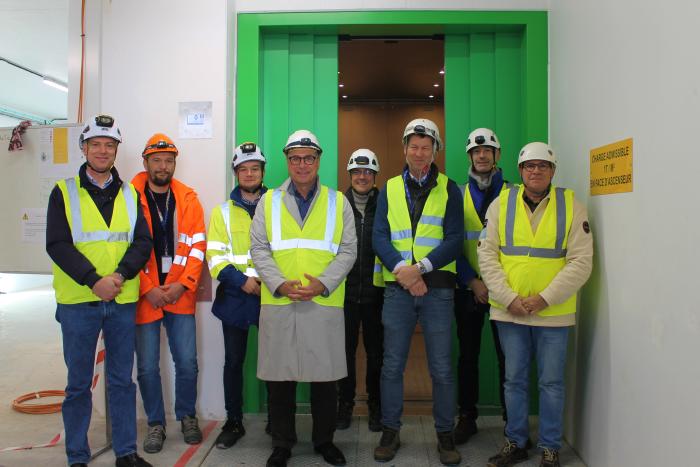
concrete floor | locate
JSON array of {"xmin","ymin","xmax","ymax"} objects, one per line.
[{"xmin": 0, "ymin": 285, "xmax": 587, "ymax": 467}]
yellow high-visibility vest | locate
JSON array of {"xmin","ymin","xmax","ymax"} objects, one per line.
[
  {"xmin": 378, "ymin": 172, "xmax": 456, "ymax": 284},
  {"xmin": 260, "ymin": 185, "xmax": 345, "ymax": 307},
  {"xmin": 491, "ymin": 184, "xmax": 576, "ymax": 316},
  {"xmin": 463, "ymin": 185, "xmax": 484, "ymax": 276},
  {"xmin": 206, "ymin": 200, "xmax": 257, "ymax": 279},
  {"xmin": 52, "ymin": 176, "xmax": 139, "ymax": 304}
]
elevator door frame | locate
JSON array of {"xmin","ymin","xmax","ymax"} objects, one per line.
[{"xmin": 235, "ymin": 10, "xmax": 548, "ymax": 413}]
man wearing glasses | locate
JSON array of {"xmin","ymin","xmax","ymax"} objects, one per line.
[
  {"xmin": 372, "ymin": 118, "xmax": 463, "ymax": 466},
  {"xmin": 250, "ymin": 130, "xmax": 357, "ymax": 467},
  {"xmin": 336, "ymin": 149, "xmax": 384, "ymax": 433},
  {"xmin": 479, "ymin": 143, "xmax": 593, "ymax": 467},
  {"xmin": 131, "ymin": 133, "xmax": 207, "ymax": 453}
]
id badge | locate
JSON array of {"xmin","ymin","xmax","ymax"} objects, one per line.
[{"xmin": 162, "ymin": 256, "xmax": 173, "ymax": 273}]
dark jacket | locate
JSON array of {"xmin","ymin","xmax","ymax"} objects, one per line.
[
  {"xmin": 373, "ymin": 163, "xmax": 464, "ymax": 289},
  {"xmin": 46, "ymin": 163, "xmax": 152, "ymax": 288},
  {"xmin": 211, "ymin": 185, "xmax": 268, "ymax": 329},
  {"xmin": 344, "ymin": 186, "xmax": 382, "ymax": 305}
]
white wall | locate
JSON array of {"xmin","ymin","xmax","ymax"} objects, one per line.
[
  {"xmin": 70, "ymin": 0, "xmax": 549, "ymax": 421},
  {"xmin": 550, "ymin": 1, "xmax": 700, "ymax": 465}
]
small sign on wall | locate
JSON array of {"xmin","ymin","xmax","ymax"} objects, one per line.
[
  {"xmin": 179, "ymin": 101, "xmax": 213, "ymax": 139},
  {"xmin": 590, "ymin": 138, "xmax": 633, "ymax": 195}
]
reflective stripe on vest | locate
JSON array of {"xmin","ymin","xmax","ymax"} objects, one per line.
[
  {"xmin": 492, "ymin": 184, "xmax": 576, "ymax": 316},
  {"xmin": 222, "ymin": 201, "xmax": 257, "ymax": 277},
  {"xmin": 65, "ymin": 177, "xmax": 136, "ymax": 243},
  {"xmin": 261, "ymin": 185, "xmax": 345, "ymax": 307},
  {"xmin": 53, "ymin": 176, "xmax": 139, "ymax": 304},
  {"xmin": 378, "ymin": 173, "xmax": 456, "ymax": 284}
]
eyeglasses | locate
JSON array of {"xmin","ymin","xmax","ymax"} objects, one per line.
[
  {"xmin": 522, "ymin": 162, "xmax": 552, "ymax": 172},
  {"xmin": 350, "ymin": 168, "xmax": 375, "ymax": 176},
  {"xmin": 287, "ymin": 155, "xmax": 318, "ymax": 165}
]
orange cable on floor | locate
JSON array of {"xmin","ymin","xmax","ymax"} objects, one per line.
[{"xmin": 12, "ymin": 390, "xmax": 65, "ymax": 414}]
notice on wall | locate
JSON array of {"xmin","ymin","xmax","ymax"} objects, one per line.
[
  {"xmin": 20, "ymin": 208, "xmax": 47, "ymax": 243},
  {"xmin": 590, "ymin": 138, "xmax": 633, "ymax": 196},
  {"xmin": 178, "ymin": 101, "xmax": 213, "ymax": 139}
]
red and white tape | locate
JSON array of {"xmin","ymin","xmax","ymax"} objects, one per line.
[{"xmin": 1, "ymin": 332, "xmax": 106, "ymax": 452}]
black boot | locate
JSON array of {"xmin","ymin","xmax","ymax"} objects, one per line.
[
  {"xmin": 336, "ymin": 401, "xmax": 353, "ymax": 430},
  {"xmin": 368, "ymin": 401, "xmax": 382, "ymax": 432}
]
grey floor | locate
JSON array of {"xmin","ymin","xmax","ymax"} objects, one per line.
[{"xmin": 0, "ymin": 285, "xmax": 586, "ymax": 467}]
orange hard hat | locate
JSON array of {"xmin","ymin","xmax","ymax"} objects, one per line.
[{"xmin": 142, "ymin": 133, "xmax": 178, "ymax": 157}]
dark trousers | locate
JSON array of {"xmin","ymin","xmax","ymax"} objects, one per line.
[
  {"xmin": 338, "ymin": 300, "xmax": 384, "ymax": 407},
  {"xmin": 267, "ymin": 381, "xmax": 337, "ymax": 449},
  {"xmin": 222, "ymin": 323, "xmax": 249, "ymax": 421},
  {"xmin": 454, "ymin": 288, "xmax": 507, "ymax": 420}
]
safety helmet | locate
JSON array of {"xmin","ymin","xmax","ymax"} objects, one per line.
[
  {"xmin": 283, "ymin": 130, "xmax": 323, "ymax": 155},
  {"xmin": 466, "ymin": 128, "xmax": 500, "ymax": 153},
  {"xmin": 402, "ymin": 118, "xmax": 443, "ymax": 151},
  {"xmin": 142, "ymin": 133, "xmax": 178, "ymax": 158},
  {"xmin": 232, "ymin": 142, "xmax": 266, "ymax": 170},
  {"xmin": 79, "ymin": 114, "xmax": 122, "ymax": 149},
  {"xmin": 347, "ymin": 148, "xmax": 380, "ymax": 173},
  {"xmin": 517, "ymin": 142, "xmax": 557, "ymax": 167}
]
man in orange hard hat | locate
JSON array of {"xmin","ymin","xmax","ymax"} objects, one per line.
[{"xmin": 131, "ymin": 133, "xmax": 207, "ymax": 454}]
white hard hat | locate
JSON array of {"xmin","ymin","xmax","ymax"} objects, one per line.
[
  {"xmin": 518, "ymin": 142, "xmax": 557, "ymax": 167},
  {"xmin": 232, "ymin": 142, "xmax": 266, "ymax": 170},
  {"xmin": 466, "ymin": 128, "xmax": 500, "ymax": 152},
  {"xmin": 347, "ymin": 148, "xmax": 380, "ymax": 173},
  {"xmin": 402, "ymin": 118, "xmax": 443, "ymax": 151},
  {"xmin": 283, "ymin": 130, "xmax": 323, "ymax": 155},
  {"xmin": 79, "ymin": 114, "xmax": 122, "ymax": 149}
]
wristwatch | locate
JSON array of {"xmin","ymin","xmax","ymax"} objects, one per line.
[{"xmin": 417, "ymin": 261, "xmax": 428, "ymax": 275}]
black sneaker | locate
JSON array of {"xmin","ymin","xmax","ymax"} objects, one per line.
[
  {"xmin": 436, "ymin": 431, "xmax": 461, "ymax": 466},
  {"xmin": 115, "ymin": 453, "xmax": 152, "ymax": 467},
  {"xmin": 487, "ymin": 439, "xmax": 529, "ymax": 467},
  {"xmin": 374, "ymin": 427, "xmax": 400, "ymax": 462},
  {"xmin": 453, "ymin": 415, "xmax": 477, "ymax": 445},
  {"xmin": 540, "ymin": 447, "xmax": 560, "ymax": 467},
  {"xmin": 215, "ymin": 419, "xmax": 245, "ymax": 449},
  {"xmin": 368, "ymin": 402, "xmax": 382, "ymax": 432},
  {"xmin": 336, "ymin": 401, "xmax": 353, "ymax": 430},
  {"xmin": 266, "ymin": 446, "xmax": 292, "ymax": 467},
  {"xmin": 143, "ymin": 424, "xmax": 166, "ymax": 453},
  {"xmin": 181, "ymin": 415, "xmax": 202, "ymax": 444}
]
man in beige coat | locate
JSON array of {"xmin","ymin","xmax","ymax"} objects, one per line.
[
  {"xmin": 250, "ymin": 130, "xmax": 357, "ymax": 467},
  {"xmin": 479, "ymin": 142, "xmax": 593, "ymax": 467}
]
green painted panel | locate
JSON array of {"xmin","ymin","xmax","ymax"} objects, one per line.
[{"xmin": 236, "ymin": 10, "xmax": 547, "ymax": 414}]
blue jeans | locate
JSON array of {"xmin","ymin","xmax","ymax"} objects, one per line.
[
  {"xmin": 135, "ymin": 311, "xmax": 198, "ymax": 424},
  {"xmin": 496, "ymin": 321, "xmax": 570, "ymax": 450},
  {"xmin": 56, "ymin": 301, "xmax": 137, "ymax": 465},
  {"xmin": 380, "ymin": 284, "xmax": 455, "ymax": 432}
]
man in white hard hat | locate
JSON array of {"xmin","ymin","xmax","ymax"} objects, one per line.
[
  {"xmin": 372, "ymin": 118, "xmax": 463, "ymax": 466},
  {"xmin": 336, "ymin": 149, "xmax": 384, "ymax": 433},
  {"xmin": 479, "ymin": 142, "xmax": 593, "ymax": 467},
  {"xmin": 453, "ymin": 128, "xmax": 508, "ymax": 445},
  {"xmin": 250, "ymin": 130, "xmax": 357, "ymax": 467},
  {"xmin": 46, "ymin": 114, "xmax": 153, "ymax": 467},
  {"xmin": 206, "ymin": 142, "xmax": 268, "ymax": 449}
]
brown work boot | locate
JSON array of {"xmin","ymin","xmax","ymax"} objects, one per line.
[
  {"xmin": 437, "ymin": 431, "xmax": 461, "ymax": 466},
  {"xmin": 374, "ymin": 427, "xmax": 400, "ymax": 462},
  {"xmin": 487, "ymin": 439, "xmax": 529, "ymax": 467},
  {"xmin": 539, "ymin": 447, "xmax": 560, "ymax": 467}
]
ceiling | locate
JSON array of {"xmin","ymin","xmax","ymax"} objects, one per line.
[
  {"xmin": 338, "ymin": 37, "xmax": 444, "ymax": 103},
  {"xmin": 0, "ymin": 0, "xmax": 69, "ymax": 124}
]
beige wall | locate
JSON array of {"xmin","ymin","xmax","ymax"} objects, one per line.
[{"xmin": 337, "ymin": 102, "xmax": 445, "ymax": 193}]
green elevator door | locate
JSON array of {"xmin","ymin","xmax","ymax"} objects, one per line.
[
  {"xmin": 242, "ymin": 33, "xmax": 339, "ymax": 411},
  {"xmin": 445, "ymin": 31, "xmax": 542, "ymax": 414}
]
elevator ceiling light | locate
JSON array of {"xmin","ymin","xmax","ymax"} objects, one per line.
[
  {"xmin": 439, "ymin": 70, "xmax": 445, "ymax": 75},
  {"xmin": 428, "ymin": 95, "xmax": 434, "ymax": 99},
  {"xmin": 339, "ymin": 83, "xmax": 344, "ymax": 88},
  {"xmin": 342, "ymin": 95, "xmax": 348, "ymax": 99},
  {"xmin": 433, "ymin": 83, "xmax": 440, "ymax": 88}
]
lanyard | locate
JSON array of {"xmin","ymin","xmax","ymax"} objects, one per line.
[{"xmin": 147, "ymin": 187, "xmax": 172, "ymax": 256}]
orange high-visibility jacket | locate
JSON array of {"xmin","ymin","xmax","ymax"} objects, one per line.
[{"xmin": 131, "ymin": 172, "xmax": 206, "ymax": 324}]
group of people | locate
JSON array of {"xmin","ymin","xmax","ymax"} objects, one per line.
[{"xmin": 47, "ymin": 114, "xmax": 592, "ymax": 467}]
